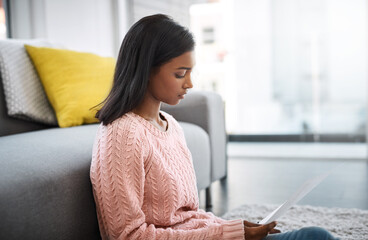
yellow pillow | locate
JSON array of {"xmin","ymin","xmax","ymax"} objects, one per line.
[{"xmin": 25, "ymin": 45, "xmax": 115, "ymax": 128}]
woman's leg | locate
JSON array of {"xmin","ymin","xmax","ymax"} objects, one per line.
[{"xmin": 262, "ymin": 227, "xmax": 340, "ymax": 240}]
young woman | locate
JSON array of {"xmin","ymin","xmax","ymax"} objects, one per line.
[{"xmin": 90, "ymin": 14, "xmax": 339, "ymax": 240}]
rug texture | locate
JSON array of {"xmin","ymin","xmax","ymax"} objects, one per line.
[{"xmin": 222, "ymin": 204, "xmax": 368, "ymax": 240}]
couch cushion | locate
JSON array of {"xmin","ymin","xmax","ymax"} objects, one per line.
[
  {"xmin": 180, "ymin": 122, "xmax": 211, "ymax": 191},
  {"xmin": 25, "ymin": 45, "xmax": 115, "ymax": 128},
  {"xmin": 0, "ymin": 124, "xmax": 101, "ymax": 240},
  {"xmin": 0, "ymin": 39, "xmax": 58, "ymax": 125}
]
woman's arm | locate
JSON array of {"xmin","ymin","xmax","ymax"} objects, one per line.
[{"xmin": 90, "ymin": 121, "xmax": 245, "ymax": 240}]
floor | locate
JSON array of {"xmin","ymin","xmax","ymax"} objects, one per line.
[{"xmin": 199, "ymin": 142, "xmax": 368, "ymax": 217}]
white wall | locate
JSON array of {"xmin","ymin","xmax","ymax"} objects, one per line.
[
  {"xmin": 9, "ymin": 0, "xmax": 194, "ymax": 56},
  {"xmin": 132, "ymin": 0, "xmax": 191, "ymax": 27},
  {"xmin": 43, "ymin": 0, "xmax": 115, "ymax": 56},
  {"xmin": 9, "ymin": 0, "xmax": 128, "ymax": 57}
]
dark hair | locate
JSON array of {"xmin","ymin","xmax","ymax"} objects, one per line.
[{"xmin": 93, "ymin": 14, "xmax": 195, "ymax": 125}]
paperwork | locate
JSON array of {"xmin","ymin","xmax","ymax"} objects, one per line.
[{"xmin": 259, "ymin": 165, "xmax": 341, "ymax": 225}]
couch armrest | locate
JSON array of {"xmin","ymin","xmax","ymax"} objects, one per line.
[{"xmin": 161, "ymin": 90, "xmax": 227, "ymax": 182}]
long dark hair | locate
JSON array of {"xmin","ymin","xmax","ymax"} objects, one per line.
[{"xmin": 94, "ymin": 14, "xmax": 195, "ymax": 125}]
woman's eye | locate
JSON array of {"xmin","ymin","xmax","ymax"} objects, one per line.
[{"xmin": 175, "ymin": 73, "xmax": 186, "ymax": 78}]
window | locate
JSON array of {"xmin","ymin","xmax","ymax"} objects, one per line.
[{"xmin": 190, "ymin": 0, "xmax": 367, "ymax": 142}]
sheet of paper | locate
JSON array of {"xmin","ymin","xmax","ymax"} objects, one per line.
[{"xmin": 259, "ymin": 165, "xmax": 341, "ymax": 225}]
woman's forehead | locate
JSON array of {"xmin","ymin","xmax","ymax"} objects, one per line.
[{"xmin": 166, "ymin": 51, "xmax": 196, "ymax": 69}]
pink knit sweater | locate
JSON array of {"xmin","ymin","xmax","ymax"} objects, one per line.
[{"xmin": 90, "ymin": 111, "xmax": 244, "ymax": 239}]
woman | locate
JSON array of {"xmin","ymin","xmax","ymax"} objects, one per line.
[{"xmin": 90, "ymin": 14, "xmax": 339, "ymax": 240}]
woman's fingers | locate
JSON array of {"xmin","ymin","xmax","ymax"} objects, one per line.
[
  {"xmin": 269, "ymin": 228, "xmax": 281, "ymax": 234},
  {"xmin": 243, "ymin": 220, "xmax": 281, "ymax": 233},
  {"xmin": 244, "ymin": 221, "xmax": 278, "ymax": 240}
]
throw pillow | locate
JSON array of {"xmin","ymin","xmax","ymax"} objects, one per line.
[
  {"xmin": 0, "ymin": 39, "xmax": 59, "ymax": 125},
  {"xmin": 25, "ymin": 45, "xmax": 115, "ymax": 128}
]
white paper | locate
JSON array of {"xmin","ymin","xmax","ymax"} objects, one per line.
[{"xmin": 259, "ymin": 165, "xmax": 341, "ymax": 225}]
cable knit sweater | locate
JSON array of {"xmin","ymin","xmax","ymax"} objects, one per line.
[{"xmin": 90, "ymin": 111, "xmax": 244, "ymax": 239}]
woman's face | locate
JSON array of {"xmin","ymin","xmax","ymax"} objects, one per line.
[{"xmin": 147, "ymin": 51, "xmax": 195, "ymax": 105}]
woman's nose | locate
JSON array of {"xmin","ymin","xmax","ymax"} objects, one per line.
[{"xmin": 184, "ymin": 75, "xmax": 193, "ymax": 89}]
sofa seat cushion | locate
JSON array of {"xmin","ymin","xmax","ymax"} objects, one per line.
[{"xmin": 0, "ymin": 124, "xmax": 101, "ymax": 240}]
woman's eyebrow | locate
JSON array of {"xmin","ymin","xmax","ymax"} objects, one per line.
[{"xmin": 176, "ymin": 67, "xmax": 192, "ymax": 70}]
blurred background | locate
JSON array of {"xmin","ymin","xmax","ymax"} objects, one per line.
[
  {"xmin": 1, "ymin": 0, "xmax": 367, "ymax": 213},
  {"xmin": 1, "ymin": 0, "xmax": 366, "ymax": 148}
]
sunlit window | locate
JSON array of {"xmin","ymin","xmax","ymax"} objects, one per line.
[{"xmin": 190, "ymin": 0, "xmax": 367, "ymax": 140}]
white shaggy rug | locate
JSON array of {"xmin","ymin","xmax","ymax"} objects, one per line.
[{"xmin": 222, "ymin": 204, "xmax": 368, "ymax": 240}]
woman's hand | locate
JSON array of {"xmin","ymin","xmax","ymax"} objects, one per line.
[{"xmin": 243, "ymin": 220, "xmax": 281, "ymax": 240}]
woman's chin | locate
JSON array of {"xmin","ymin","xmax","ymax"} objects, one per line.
[{"xmin": 163, "ymin": 98, "xmax": 181, "ymax": 106}]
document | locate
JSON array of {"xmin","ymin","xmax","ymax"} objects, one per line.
[{"xmin": 259, "ymin": 165, "xmax": 341, "ymax": 225}]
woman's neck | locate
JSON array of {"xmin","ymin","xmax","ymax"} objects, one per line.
[
  {"xmin": 132, "ymin": 97, "xmax": 167, "ymax": 131},
  {"xmin": 132, "ymin": 100, "xmax": 161, "ymax": 121}
]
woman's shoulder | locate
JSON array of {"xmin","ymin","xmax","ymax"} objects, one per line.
[
  {"xmin": 98, "ymin": 112, "xmax": 147, "ymax": 140},
  {"xmin": 93, "ymin": 113, "xmax": 151, "ymax": 161}
]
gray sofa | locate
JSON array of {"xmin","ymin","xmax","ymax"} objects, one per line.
[{"xmin": 0, "ymin": 41, "xmax": 227, "ymax": 239}]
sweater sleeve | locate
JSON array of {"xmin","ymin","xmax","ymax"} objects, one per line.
[{"xmin": 90, "ymin": 121, "xmax": 244, "ymax": 240}]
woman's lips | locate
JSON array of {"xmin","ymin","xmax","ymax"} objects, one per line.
[{"xmin": 178, "ymin": 91, "xmax": 187, "ymax": 99}]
